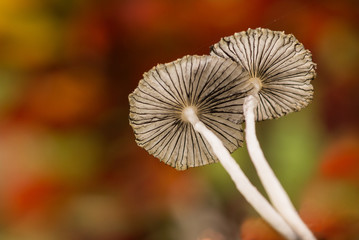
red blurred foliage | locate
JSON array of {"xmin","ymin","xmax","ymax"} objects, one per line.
[
  {"xmin": 301, "ymin": 207, "xmax": 356, "ymax": 240},
  {"xmin": 1, "ymin": 0, "xmax": 359, "ymax": 239},
  {"xmin": 321, "ymin": 83, "xmax": 359, "ymax": 133},
  {"xmin": 15, "ymin": 69, "xmax": 107, "ymax": 127},
  {"xmin": 320, "ymin": 136, "xmax": 359, "ymax": 184},
  {"xmin": 3, "ymin": 176, "xmax": 68, "ymax": 221},
  {"xmin": 66, "ymin": 5, "xmax": 113, "ymax": 64},
  {"xmin": 300, "ymin": 179, "xmax": 359, "ymax": 240},
  {"xmin": 298, "ymin": 135, "xmax": 359, "ymax": 239},
  {"xmin": 240, "ymin": 218, "xmax": 285, "ymax": 240}
]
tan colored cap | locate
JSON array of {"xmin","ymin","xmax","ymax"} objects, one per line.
[
  {"xmin": 211, "ymin": 28, "xmax": 316, "ymax": 121},
  {"xmin": 129, "ymin": 55, "xmax": 251, "ymax": 170}
]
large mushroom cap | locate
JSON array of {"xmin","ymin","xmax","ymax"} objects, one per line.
[
  {"xmin": 129, "ymin": 55, "xmax": 252, "ymax": 170},
  {"xmin": 211, "ymin": 28, "xmax": 316, "ymax": 121}
]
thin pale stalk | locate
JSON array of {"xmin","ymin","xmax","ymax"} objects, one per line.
[
  {"xmin": 243, "ymin": 94, "xmax": 316, "ymax": 240},
  {"xmin": 183, "ymin": 107, "xmax": 298, "ymax": 240}
]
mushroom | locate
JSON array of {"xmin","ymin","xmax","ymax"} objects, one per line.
[
  {"xmin": 129, "ymin": 55, "xmax": 298, "ymax": 239},
  {"xmin": 211, "ymin": 28, "xmax": 316, "ymax": 240}
]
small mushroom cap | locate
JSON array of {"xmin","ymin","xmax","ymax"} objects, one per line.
[
  {"xmin": 211, "ymin": 28, "xmax": 316, "ymax": 121},
  {"xmin": 129, "ymin": 55, "xmax": 252, "ymax": 170}
]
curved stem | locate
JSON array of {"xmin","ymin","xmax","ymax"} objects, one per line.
[
  {"xmin": 243, "ymin": 94, "xmax": 316, "ymax": 240},
  {"xmin": 183, "ymin": 107, "xmax": 298, "ymax": 240}
]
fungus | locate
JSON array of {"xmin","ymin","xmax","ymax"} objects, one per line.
[
  {"xmin": 211, "ymin": 28, "xmax": 316, "ymax": 240},
  {"xmin": 129, "ymin": 55, "xmax": 297, "ymax": 239}
]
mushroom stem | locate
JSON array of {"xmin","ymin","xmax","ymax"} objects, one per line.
[
  {"xmin": 243, "ymin": 94, "xmax": 316, "ymax": 240},
  {"xmin": 182, "ymin": 107, "xmax": 298, "ymax": 240}
]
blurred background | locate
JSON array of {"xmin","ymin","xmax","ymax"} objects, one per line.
[{"xmin": 0, "ymin": 0, "xmax": 358, "ymax": 239}]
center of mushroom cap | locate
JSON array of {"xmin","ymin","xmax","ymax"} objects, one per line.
[
  {"xmin": 182, "ymin": 106, "xmax": 200, "ymax": 125},
  {"xmin": 249, "ymin": 77, "xmax": 262, "ymax": 92}
]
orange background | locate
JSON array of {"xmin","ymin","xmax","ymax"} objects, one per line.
[{"xmin": 0, "ymin": 0, "xmax": 359, "ymax": 239}]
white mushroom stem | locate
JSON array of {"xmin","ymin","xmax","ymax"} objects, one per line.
[
  {"xmin": 243, "ymin": 87, "xmax": 316, "ymax": 240},
  {"xmin": 183, "ymin": 106, "xmax": 298, "ymax": 240}
]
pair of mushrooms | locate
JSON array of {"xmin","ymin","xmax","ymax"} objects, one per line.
[{"xmin": 129, "ymin": 28, "xmax": 316, "ymax": 240}]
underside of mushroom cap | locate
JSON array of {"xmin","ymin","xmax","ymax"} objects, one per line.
[
  {"xmin": 210, "ymin": 28, "xmax": 316, "ymax": 121},
  {"xmin": 129, "ymin": 55, "xmax": 252, "ymax": 170}
]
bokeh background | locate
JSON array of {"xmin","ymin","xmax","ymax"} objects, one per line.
[{"xmin": 0, "ymin": 0, "xmax": 359, "ymax": 239}]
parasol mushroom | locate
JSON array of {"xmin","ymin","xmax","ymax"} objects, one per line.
[
  {"xmin": 129, "ymin": 55, "xmax": 298, "ymax": 239},
  {"xmin": 211, "ymin": 28, "xmax": 316, "ymax": 240}
]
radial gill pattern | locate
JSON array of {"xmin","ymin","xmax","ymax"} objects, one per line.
[
  {"xmin": 210, "ymin": 28, "xmax": 316, "ymax": 121},
  {"xmin": 129, "ymin": 55, "xmax": 252, "ymax": 170}
]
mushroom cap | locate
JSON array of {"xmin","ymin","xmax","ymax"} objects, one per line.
[
  {"xmin": 210, "ymin": 28, "xmax": 316, "ymax": 121},
  {"xmin": 129, "ymin": 55, "xmax": 252, "ymax": 170}
]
